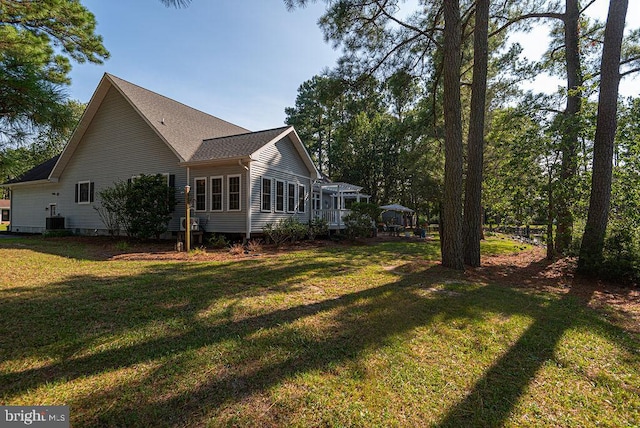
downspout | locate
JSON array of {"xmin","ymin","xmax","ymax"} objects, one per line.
[
  {"xmin": 309, "ymin": 178, "xmax": 313, "ymax": 224},
  {"xmin": 8, "ymin": 188, "xmax": 12, "ymax": 232},
  {"xmin": 239, "ymin": 159, "xmax": 250, "ymax": 241}
]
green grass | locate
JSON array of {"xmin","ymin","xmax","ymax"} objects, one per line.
[{"xmin": 0, "ymin": 236, "xmax": 637, "ymax": 427}]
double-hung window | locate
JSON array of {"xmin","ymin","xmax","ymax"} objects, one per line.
[
  {"xmin": 194, "ymin": 177, "xmax": 207, "ymax": 211},
  {"xmin": 275, "ymin": 180, "xmax": 285, "ymax": 212},
  {"xmin": 298, "ymin": 184, "xmax": 306, "ymax": 213},
  {"xmin": 261, "ymin": 177, "xmax": 272, "ymax": 212},
  {"xmin": 210, "ymin": 176, "xmax": 223, "ymax": 211},
  {"xmin": 312, "ymin": 192, "xmax": 321, "ymax": 211},
  {"xmin": 227, "ymin": 175, "xmax": 241, "ymax": 211},
  {"xmin": 75, "ymin": 181, "xmax": 94, "ymax": 204},
  {"xmin": 287, "ymin": 183, "xmax": 296, "ymax": 212}
]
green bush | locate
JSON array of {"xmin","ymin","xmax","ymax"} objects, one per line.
[
  {"xmin": 95, "ymin": 180, "xmax": 130, "ymax": 236},
  {"xmin": 127, "ymin": 174, "xmax": 177, "ymax": 239},
  {"xmin": 308, "ymin": 217, "xmax": 329, "ymax": 240},
  {"xmin": 263, "ymin": 217, "xmax": 308, "ymax": 246},
  {"xmin": 600, "ymin": 222, "xmax": 640, "ymax": 284},
  {"xmin": 344, "ymin": 211, "xmax": 375, "ymax": 240},
  {"xmin": 207, "ymin": 233, "xmax": 229, "ymax": 249},
  {"xmin": 343, "ymin": 202, "xmax": 380, "ymax": 240},
  {"xmin": 97, "ymin": 174, "xmax": 176, "ymax": 240}
]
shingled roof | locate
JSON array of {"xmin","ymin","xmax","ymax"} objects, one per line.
[
  {"xmin": 106, "ymin": 74, "xmax": 250, "ymax": 161},
  {"xmin": 3, "ymin": 74, "xmax": 318, "ymax": 185},
  {"xmin": 4, "ymin": 155, "xmax": 60, "ymax": 185},
  {"xmin": 190, "ymin": 126, "xmax": 291, "ymax": 162}
]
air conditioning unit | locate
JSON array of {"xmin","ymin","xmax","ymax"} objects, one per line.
[{"xmin": 180, "ymin": 217, "xmax": 200, "ymax": 231}]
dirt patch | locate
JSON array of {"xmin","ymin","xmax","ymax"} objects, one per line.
[{"xmin": 465, "ymin": 247, "xmax": 640, "ymax": 334}]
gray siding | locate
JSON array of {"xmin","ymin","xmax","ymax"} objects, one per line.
[
  {"xmin": 255, "ymin": 135, "xmax": 310, "ymax": 178},
  {"xmin": 187, "ymin": 164, "xmax": 248, "ymax": 234},
  {"xmin": 250, "ymin": 163, "xmax": 312, "ymax": 233},
  {"xmin": 8, "ymin": 183, "xmax": 61, "ymax": 233},
  {"xmin": 11, "ymin": 87, "xmax": 186, "ymax": 235},
  {"xmin": 250, "ymin": 134, "xmax": 313, "ymax": 233}
]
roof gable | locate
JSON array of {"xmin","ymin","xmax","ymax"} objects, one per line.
[
  {"xmin": 50, "ymin": 73, "xmax": 249, "ymax": 179},
  {"xmin": 186, "ymin": 126, "xmax": 320, "ymax": 178},
  {"xmin": 190, "ymin": 126, "xmax": 290, "ymax": 162}
]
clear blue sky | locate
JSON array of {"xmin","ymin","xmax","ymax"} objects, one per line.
[
  {"xmin": 69, "ymin": 0, "xmax": 341, "ymax": 131},
  {"xmin": 68, "ymin": 0, "xmax": 639, "ymax": 132}
]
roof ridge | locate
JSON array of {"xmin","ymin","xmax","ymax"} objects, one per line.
[
  {"xmin": 202, "ymin": 125, "xmax": 291, "ymax": 142},
  {"xmin": 105, "ymin": 73, "xmax": 250, "ymax": 132}
]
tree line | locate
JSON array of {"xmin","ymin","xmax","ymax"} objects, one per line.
[{"xmin": 284, "ymin": 0, "xmax": 638, "ymax": 279}]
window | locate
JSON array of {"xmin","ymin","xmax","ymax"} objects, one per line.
[
  {"xmin": 75, "ymin": 181, "xmax": 94, "ymax": 204},
  {"xmin": 194, "ymin": 177, "xmax": 207, "ymax": 211},
  {"xmin": 227, "ymin": 175, "xmax": 241, "ymax": 211},
  {"xmin": 275, "ymin": 180, "xmax": 285, "ymax": 212},
  {"xmin": 2, "ymin": 209, "xmax": 9, "ymax": 222},
  {"xmin": 210, "ymin": 176, "xmax": 223, "ymax": 211},
  {"xmin": 287, "ymin": 183, "xmax": 296, "ymax": 212},
  {"xmin": 312, "ymin": 192, "xmax": 321, "ymax": 211},
  {"xmin": 261, "ymin": 177, "xmax": 272, "ymax": 212},
  {"xmin": 298, "ymin": 185, "xmax": 306, "ymax": 213}
]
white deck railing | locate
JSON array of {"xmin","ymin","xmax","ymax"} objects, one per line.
[{"xmin": 312, "ymin": 209, "xmax": 351, "ymax": 229}]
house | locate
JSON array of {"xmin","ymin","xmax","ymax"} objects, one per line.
[
  {"xmin": 1, "ymin": 73, "xmax": 366, "ymax": 238},
  {"xmin": 0, "ymin": 199, "xmax": 9, "ymax": 224}
]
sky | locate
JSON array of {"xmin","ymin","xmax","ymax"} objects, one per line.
[{"xmin": 68, "ymin": 0, "xmax": 640, "ymax": 132}]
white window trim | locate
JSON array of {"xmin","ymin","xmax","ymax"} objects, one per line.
[
  {"xmin": 275, "ymin": 179, "xmax": 285, "ymax": 213},
  {"xmin": 312, "ymin": 192, "xmax": 321, "ymax": 211},
  {"xmin": 287, "ymin": 182, "xmax": 297, "ymax": 213},
  {"xmin": 298, "ymin": 184, "xmax": 306, "ymax": 213},
  {"xmin": 261, "ymin": 177, "xmax": 272, "ymax": 212},
  {"xmin": 210, "ymin": 176, "xmax": 223, "ymax": 212},
  {"xmin": 78, "ymin": 180, "xmax": 91, "ymax": 204},
  {"xmin": 193, "ymin": 177, "xmax": 207, "ymax": 212},
  {"xmin": 227, "ymin": 174, "xmax": 241, "ymax": 212}
]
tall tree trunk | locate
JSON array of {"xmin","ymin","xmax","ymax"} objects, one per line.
[
  {"xmin": 578, "ymin": 0, "xmax": 628, "ymax": 272},
  {"xmin": 442, "ymin": 0, "xmax": 464, "ymax": 270},
  {"xmin": 463, "ymin": 0, "xmax": 489, "ymax": 267},
  {"xmin": 546, "ymin": 173, "xmax": 555, "ymax": 261},
  {"xmin": 555, "ymin": 0, "xmax": 583, "ymax": 254}
]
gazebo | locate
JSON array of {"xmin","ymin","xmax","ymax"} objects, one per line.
[{"xmin": 380, "ymin": 203, "xmax": 415, "ymax": 228}]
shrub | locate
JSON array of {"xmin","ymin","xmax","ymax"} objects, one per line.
[
  {"xmin": 207, "ymin": 233, "xmax": 229, "ymax": 249},
  {"xmin": 308, "ymin": 217, "xmax": 329, "ymax": 240},
  {"xmin": 600, "ymin": 222, "xmax": 640, "ymax": 284},
  {"xmin": 127, "ymin": 174, "xmax": 177, "ymax": 240},
  {"xmin": 343, "ymin": 211, "xmax": 375, "ymax": 240},
  {"xmin": 95, "ymin": 180, "xmax": 130, "ymax": 236},
  {"xmin": 343, "ymin": 202, "xmax": 380, "ymax": 240},
  {"xmin": 350, "ymin": 202, "xmax": 383, "ymax": 223},
  {"xmin": 229, "ymin": 243, "xmax": 245, "ymax": 255},
  {"xmin": 247, "ymin": 239, "xmax": 263, "ymax": 253},
  {"xmin": 96, "ymin": 174, "xmax": 176, "ymax": 240},
  {"xmin": 263, "ymin": 217, "xmax": 307, "ymax": 246}
]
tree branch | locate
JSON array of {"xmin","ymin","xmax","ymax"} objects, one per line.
[{"xmin": 490, "ymin": 12, "xmax": 565, "ymax": 39}]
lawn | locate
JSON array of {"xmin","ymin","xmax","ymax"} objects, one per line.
[{"xmin": 0, "ymin": 236, "xmax": 638, "ymax": 427}]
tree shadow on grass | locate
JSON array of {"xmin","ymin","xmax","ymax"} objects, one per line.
[
  {"xmin": 1, "ymin": 250, "xmax": 635, "ymax": 426},
  {"xmin": 436, "ymin": 284, "xmax": 593, "ymax": 427}
]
